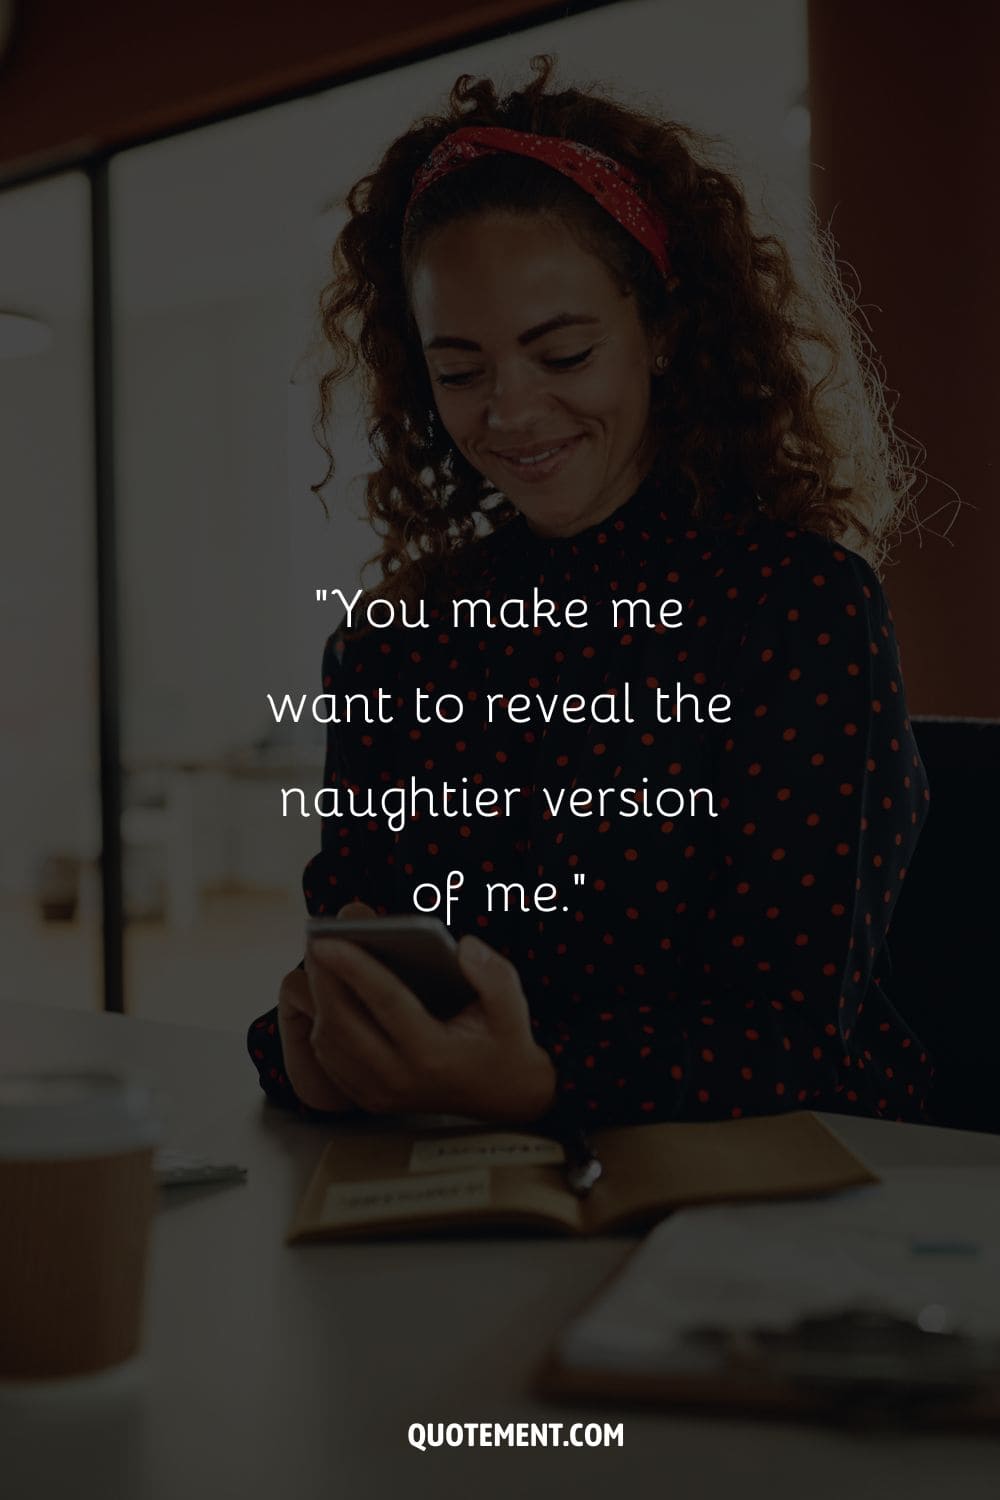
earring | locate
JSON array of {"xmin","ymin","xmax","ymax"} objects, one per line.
[{"xmin": 654, "ymin": 353, "xmax": 670, "ymax": 373}]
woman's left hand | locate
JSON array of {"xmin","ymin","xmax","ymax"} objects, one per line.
[{"xmin": 303, "ymin": 933, "xmax": 557, "ymax": 1122}]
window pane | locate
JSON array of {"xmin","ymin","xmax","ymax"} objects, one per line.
[{"xmin": 0, "ymin": 172, "xmax": 101, "ymax": 1012}]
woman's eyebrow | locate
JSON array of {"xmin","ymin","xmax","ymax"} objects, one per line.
[{"xmin": 424, "ymin": 313, "xmax": 601, "ymax": 353}]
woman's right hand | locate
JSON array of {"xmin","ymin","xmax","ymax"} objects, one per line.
[{"xmin": 276, "ymin": 901, "xmax": 376, "ymax": 1113}]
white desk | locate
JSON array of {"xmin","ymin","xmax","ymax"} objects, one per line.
[{"xmin": 3, "ymin": 1000, "xmax": 1000, "ymax": 1500}]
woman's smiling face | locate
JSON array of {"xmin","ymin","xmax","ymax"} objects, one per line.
[{"xmin": 409, "ymin": 212, "xmax": 663, "ymax": 537}]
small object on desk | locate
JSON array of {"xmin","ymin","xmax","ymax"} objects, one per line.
[
  {"xmin": 561, "ymin": 1130, "xmax": 604, "ymax": 1198},
  {"xmin": 688, "ymin": 1306, "xmax": 1000, "ymax": 1405},
  {"xmin": 154, "ymin": 1149, "xmax": 247, "ymax": 1187}
]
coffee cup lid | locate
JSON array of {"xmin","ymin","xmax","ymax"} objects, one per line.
[{"xmin": 0, "ymin": 1072, "xmax": 160, "ymax": 1159}]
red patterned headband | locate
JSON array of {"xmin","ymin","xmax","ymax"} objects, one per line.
[{"xmin": 404, "ymin": 125, "xmax": 672, "ymax": 280}]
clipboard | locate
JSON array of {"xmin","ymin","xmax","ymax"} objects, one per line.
[{"xmin": 539, "ymin": 1169, "xmax": 1000, "ymax": 1431}]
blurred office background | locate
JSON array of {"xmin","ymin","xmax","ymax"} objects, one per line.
[{"xmin": 0, "ymin": 1, "xmax": 993, "ymax": 1031}]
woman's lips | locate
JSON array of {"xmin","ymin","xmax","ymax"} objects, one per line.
[{"xmin": 490, "ymin": 435, "xmax": 584, "ymax": 484}]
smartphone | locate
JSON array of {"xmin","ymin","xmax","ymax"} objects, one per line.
[{"xmin": 305, "ymin": 915, "xmax": 479, "ymax": 1020}]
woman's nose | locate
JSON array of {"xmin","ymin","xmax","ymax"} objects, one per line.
[{"xmin": 483, "ymin": 370, "xmax": 545, "ymax": 433}]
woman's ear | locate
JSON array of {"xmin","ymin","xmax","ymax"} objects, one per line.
[{"xmin": 650, "ymin": 318, "xmax": 679, "ymax": 376}]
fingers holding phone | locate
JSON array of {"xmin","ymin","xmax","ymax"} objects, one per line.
[
  {"xmin": 275, "ymin": 968, "xmax": 357, "ymax": 1114},
  {"xmin": 303, "ymin": 918, "xmax": 556, "ymax": 1120},
  {"xmin": 275, "ymin": 901, "xmax": 376, "ymax": 1112},
  {"xmin": 306, "ymin": 936, "xmax": 450, "ymax": 1113}
]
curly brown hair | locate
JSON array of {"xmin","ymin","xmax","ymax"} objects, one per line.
[{"xmin": 315, "ymin": 56, "xmax": 917, "ymax": 600}]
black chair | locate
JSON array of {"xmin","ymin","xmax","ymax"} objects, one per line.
[{"xmin": 886, "ymin": 717, "xmax": 1000, "ymax": 1133}]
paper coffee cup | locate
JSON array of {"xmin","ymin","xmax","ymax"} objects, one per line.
[{"xmin": 0, "ymin": 1072, "xmax": 159, "ymax": 1381}]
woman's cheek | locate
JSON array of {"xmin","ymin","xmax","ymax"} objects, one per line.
[{"xmin": 435, "ymin": 400, "xmax": 473, "ymax": 456}]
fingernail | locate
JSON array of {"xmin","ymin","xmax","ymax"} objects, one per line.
[{"xmin": 461, "ymin": 935, "xmax": 493, "ymax": 967}]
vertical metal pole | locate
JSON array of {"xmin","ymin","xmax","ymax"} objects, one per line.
[{"xmin": 89, "ymin": 157, "xmax": 125, "ymax": 1014}]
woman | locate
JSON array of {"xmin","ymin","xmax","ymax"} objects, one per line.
[{"xmin": 248, "ymin": 59, "xmax": 931, "ymax": 1129}]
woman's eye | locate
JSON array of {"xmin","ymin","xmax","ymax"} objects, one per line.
[
  {"xmin": 433, "ymin": 347, "xmax": 594, "ymax": 387},
  {"xmin": 435, "ymin": 370, "xmax": 479, "ymax": 388},
  {"xmin": 544, "ymin": 347, "xmax": 594, "ymax": 370}
]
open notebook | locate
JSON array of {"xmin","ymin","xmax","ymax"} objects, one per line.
[{"xmin": 287, "ymin": 1111, "xmax": 874, "ymax": 1242}]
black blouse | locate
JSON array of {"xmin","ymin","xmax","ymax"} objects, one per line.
[{"xmin": 248, "ymin": 475, "xmax": 932, "ymax": 1126}]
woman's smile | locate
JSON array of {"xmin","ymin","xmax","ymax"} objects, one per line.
[{"xmin": 490, "ymin": 433, "xmax": 586, "ymax": 484}]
